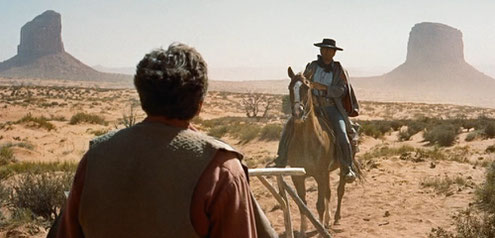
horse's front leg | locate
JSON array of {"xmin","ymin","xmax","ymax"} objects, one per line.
[
  {"xmin": 292, "ymin": 176, "xmax": 307, "ymax": 238},
  {"xmin": 324, "ymin": 174, "xmax": 331, "ymax": 228},
  {"xmin": 315, "ymin": 173, "xmax": 330, "ymax": 228},
  {"xmin": 334, "ymin": 176, "xmax": 346, "ymax": 225}
]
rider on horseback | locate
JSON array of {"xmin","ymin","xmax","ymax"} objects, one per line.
[{"xmin": 271, "ymin": 38, "xmax": 360, "ymax": 183}]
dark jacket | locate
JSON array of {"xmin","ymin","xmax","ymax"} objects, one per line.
[{"xmin": 304, "ymin": 60, "xmax": 360, "ymax": 129}]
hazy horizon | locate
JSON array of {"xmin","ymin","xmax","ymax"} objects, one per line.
[{"xmin": 1, "ymin": 0, "xmax": 494, "ymax": 80}]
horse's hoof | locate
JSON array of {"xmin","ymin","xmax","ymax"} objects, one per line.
[
  {"xmin": 294, "ymin": 231, "xmax": 306, "ymax": 238},
  {"xmin": 333, "ymin": 220, "xmax": 340, "ymax": 225}
]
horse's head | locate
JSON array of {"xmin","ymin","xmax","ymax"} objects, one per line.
[{"xmin": 288, "ymin": 67, "xmax": 313, "ymax": 121}]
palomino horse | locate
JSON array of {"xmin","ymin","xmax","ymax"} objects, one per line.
[{"xmin": 286, "ymin": 67, "xmax": 356, "ymax": 236}]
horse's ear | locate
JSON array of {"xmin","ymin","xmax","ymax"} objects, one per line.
[
  {"xmin": 304, "ymin": 68, "xmax": 314, "ymax": 80},
  {"xmin": 288, "ymin": 67, "xmax": 295, "ymax": 79}
]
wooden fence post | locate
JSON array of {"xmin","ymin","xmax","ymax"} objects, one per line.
[{"xmin": 277, "ymin": 175, "xmax": 293, "ymax": 238}]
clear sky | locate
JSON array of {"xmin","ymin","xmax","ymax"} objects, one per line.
[{"xmin": 1, "ymin": 0, "xmax": 494, "ymax": 79}]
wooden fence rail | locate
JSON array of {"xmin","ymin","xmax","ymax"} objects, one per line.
[{"xmin": 248, "ymin": 168, "xmax": 331, "ymax": 238}]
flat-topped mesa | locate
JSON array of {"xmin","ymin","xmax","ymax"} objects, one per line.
[
  {"xmin": 17, "ymin": 10, "xmax": 65, "ymax": 58},
  {"xmin": 405, "ymin": 22, "xmax": 465, "ymax": 66}
]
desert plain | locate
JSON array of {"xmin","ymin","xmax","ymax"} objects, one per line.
[{"xmin": 0, "ymin": 79, "xmax": 495, "ymax": 238}]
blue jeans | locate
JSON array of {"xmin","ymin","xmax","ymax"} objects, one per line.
[{"xmin": 323, "ymin": 106, "xmax": 353, "ymax": 168}]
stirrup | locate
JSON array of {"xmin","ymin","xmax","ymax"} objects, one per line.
[{"xmin": 344, "ymin": 169, "xmax": 357, "ymax": 183}]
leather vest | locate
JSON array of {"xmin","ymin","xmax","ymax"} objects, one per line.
[{"xmin": 79, "ymin": 121, "xmax": 241, "ymax": 238}]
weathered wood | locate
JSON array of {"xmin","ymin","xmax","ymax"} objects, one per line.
[
  {"xmin": 277, "ymin": 175, "xmax": 293, "ymax": 238},
  {"xmin": 249, "ymin": 168, "xmax": 306, "ymax": 176},
  {"xmin": 257, "ymin": 176, "xmax": 286, "ymax": 207},
  {"xmin": 281, "ymin": 179, "xmax": 332, "ymax": 238}
]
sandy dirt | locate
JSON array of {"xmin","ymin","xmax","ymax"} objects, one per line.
[{"xmin": 1, "ymin": 81, "xmax": 495, "ymax": 237}]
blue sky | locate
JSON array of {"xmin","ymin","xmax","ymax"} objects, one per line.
[{"xmin": 1, "ymin": 0, "xmax": 494, "ymax": 78}]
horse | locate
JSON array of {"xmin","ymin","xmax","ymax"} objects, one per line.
[{"xmin": 285, "ymin": 67, "xmax": 356, "ymax": 236}]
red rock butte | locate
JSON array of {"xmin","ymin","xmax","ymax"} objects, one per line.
[
  {"xmin": 0, "ymin": 10, "xmax": 131, "ymax": 82},
  {"xmin": 352, "ymin": 22, "xmax": 495, "ymax": 108}
]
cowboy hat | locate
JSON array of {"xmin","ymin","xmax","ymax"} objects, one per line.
[{"xmin": 314, "ymin": 38, "xmax": 343, "ymax": 51}]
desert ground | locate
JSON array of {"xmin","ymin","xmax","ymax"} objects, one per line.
[{"xmin": 1, "ymin": 80, "xmax": 495, "ymax": 237}]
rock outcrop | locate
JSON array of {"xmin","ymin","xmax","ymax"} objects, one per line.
[
  {"xmin": 17, "ymin": 10, "xmax": 65, "ymax": 57},
  {"xmin": 405, "ymin": 22, "xmax": 464, "ymax": 66},
  {"xmin": 352, "ymin": 22, "xmax": 495, "ymax": 108},
  {"xmin": 0, "ymin": 10, "xmax": 131, "ymax": 82}
]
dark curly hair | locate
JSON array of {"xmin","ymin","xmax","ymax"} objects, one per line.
[{"xmin": 134, "ymin": 43, "xmax": 208, "ymax": 120}]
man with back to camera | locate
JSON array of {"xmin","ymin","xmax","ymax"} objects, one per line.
[
  {"xmin": 272, "ymin": 38, "xmax": 360, "ymax": 183},
  {"xmin": 53, "ymin": 43, "xmax": 277, "ymax": 238}
]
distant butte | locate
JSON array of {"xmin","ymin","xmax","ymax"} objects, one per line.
[
  {"xmin": 0, "ymin": 10, "xmax": 131, "ymax": 82},
  {"xmin": 352, "ymin": 22, "xmax": 495, "ymax": 108}
]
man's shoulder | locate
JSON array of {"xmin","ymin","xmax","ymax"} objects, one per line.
[
  {"xmin": 183, "ymin": 130, "xmax": 244, "ymax": 159},
  {"xmin": 305, "ymin": 60, "xmax": 318, "ymax": 69},
  {"xmin": 304, "ymin": 60, "xmax": 319, "ymax": 79},
  {"xmin": 214, "ymin": 150, "xmax": 245, "ymax": 177},
  {"xmin": 89, "ymin": 130, "xmax": 120, "ymax": 148}
]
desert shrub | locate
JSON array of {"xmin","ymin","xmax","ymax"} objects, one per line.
[
  {"xmin": 356, "ymin": 120, "xmax": 405, "ymax": 139},
  {"xmin": 90, "ymin": 128, "xmax": 109, "ymax": 136},
  {"xmin": 10, "ymin": 172, "xmax": 73, "ymax": 220},
  {"xmin": 418, "ymin": 147, "xmax": 447, "ymax": 161},
  {"xmin": 49, "ymin": 115, "xmax": 66, "ymax": 121},
  {"xmin": 360, "ymin": 123, "xmax": 383, "ymax": 139},
  {"xmin": 7, "ymin": 208, "xmax": 36, "ymax": 227},
  {"xmin": 0, "ymin": 145, "xmax": 15, "ymax": 166},
  {"xmin": 421, "ymin": 175, "xmax": 466, "ymax": 194},
  {"xmin": 377, "ymin": 121, "xmax": 394, "ymax": 134},
  {"xmin": 241, "ymin": 93, "xmax": 274, "ymax": 118},
  {"xmin": 200, "ymin": 117, "xmax": 267, "ymax": 143},
  {"xmin": 69, "ymin": 112, "xmax": 107, "ymax": 126},
  {"xmin": 429, "ymin": 208, "xmax": 495, "ymax": 238},
  {"xmin": 16, "ymin": 113, "xmax": 55, "ymax": 131},
  {"xmin": 0, "ymin": 161, "xmax": 77, "ymax": 180},
  {"xmin": 208, "ymin": 125, "xmax": 229, "ymax": 138},
  {"xmin": 389, "ymin": 120, "xmax": 403, "ymax": 131},
  {"xmin": 484, "ymin": 121, "xmax": 495, "ymax": 138},
  {"xmin": 231, "ymin": 123, "xmax": 261, "ymax": 144},
  {"xmin": 429, "ymin": 227, "xmax": 454, "ymax": 238},
  {"xmin": 119, "ymin": 103, "xmax": 139, "ymax": 128},
  {"xmin": 12, "ymin": 142, "xmax": 34, "ymax": 150},
  {"xmin": 429, "ymin": 161, "xmax": 495, "ymax": 238},
  {"xmin": 477, "ymin": 162, "xmax": 495, "ymax": 214},
  {"xmin": 486, "ymin": 145, "xmax": 495, "ymax": 154},
  {"xmin": 408, "ymin": 120, "xmax": 428, "ymax": 133},
  {"xmin": 446, "ymin": 146, "xmax": 472, "ymax": 163},
  {"xmin": 465, "ymin": 130, "xmax": 483, "ymax": 142},
  {"xmin": 361, "ymin": 145, "xmax": 415, "ymax": 160},
  {"xmin": 398, "ymin": 120, "xmax": 428, "ymax": 141},
  {"xmin": 361, "ymin": 145, "xmax": 447, "ymax": 161},
  {"xmin": 398, "ymin": 130, "xmax": 411, "ymax": 141},
  {"xmin": 281, "ymin": 95, "xmax": 291, "ymax": 115},
  {"xmin": 460, "ymin": 119, "xmax": 479, "ymax": 131},
  {"xmin": 259, "ymin": 124, "xmax": 282, "ymax": 141},
  {"xmin": 424, "ymin": 124, "xmax": 460, "ymax": 147},
  {"xmin": 0, "ymin": 183, "xmax": 9, "ymax": 206},
  {"xmin": 200, "ymin": 117, "xmax": 246, "ymax": 129}
]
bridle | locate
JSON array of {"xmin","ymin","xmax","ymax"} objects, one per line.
[{"xmin": 290, "ymin": 76, "xmax": 313, "ymax": 122}]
